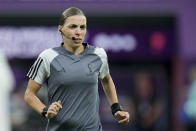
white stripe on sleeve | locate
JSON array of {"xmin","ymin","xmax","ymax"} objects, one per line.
[{"xmin": 27, "ymin": 48, "xmax": 58, "ymax": 84}]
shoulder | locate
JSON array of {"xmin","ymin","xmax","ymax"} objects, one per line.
[
  {"xmin": 39, "ymin": 48, "xmax": 58, "ymax": 57},
  {"xmin": 94, "ymin": 47, "xmax": 107, "ymax": 58},
  {"xmin": 89, "ymin": 45, "xmax": 107, "ymax": 58},
  {"xmin": 39, "ymin": 48, "xmax": 59, "ymax": 62}
]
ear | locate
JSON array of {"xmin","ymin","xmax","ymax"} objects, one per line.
[{"xmin": 58, "ymin": 25, "xmax": 63, "ymax": 34}]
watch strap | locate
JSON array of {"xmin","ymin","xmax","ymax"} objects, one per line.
[{"xmin": 41, "ymin": 107, "xmax": 48, "ymax": 118}]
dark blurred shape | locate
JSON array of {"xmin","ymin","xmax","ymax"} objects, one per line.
[
  {"xmin": 130, "ymin": 71, "xmax": 166, "ymax": 131},
  {"xmin": 99, "ymin": 63, "xmax": 169, "ymax": 131}
]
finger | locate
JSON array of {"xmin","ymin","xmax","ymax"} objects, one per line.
[
  {"xmin": 52, "ymin": 104, "xmax": 61, "ymax": 112},
  {"xmin": 58, "ymin": 100, "xmax": 61, "ymax": 104},
  {"xmin": 49, "ymin": 105, "xmax": 58, "ymax": 112},
  {"xmin": 50, "ymin": 104, "xmax": 57, "ymax": 108},
  {"xmin": 47, "ymin": 110, "xmax": 57, "ymax": 116},
  {"xmin": 126, "ymin": 113, "xmax": 130, "ymax": 119},
  {"xmin": 48, "ymin": 107, "xmax": 57, "ymax": 113},
  {"xmin": 119, "ymin": 118, "xmax": 129, "ymax": 124},
  {"xmin": 116, "ymin": 111, "xmax": 127, "ymax": 117},
  {"xmin": 123, "ymin": 112, "xmax": 129, "ymax": 118},
  {"xmin": 119, "ymin": 112, "xmax": 127, "ymax": 117},
  {"xmin": 115, "ymin": 112, "xmax": 126, "ymax": 120},
  {"xmin": 54, "ymin": 106, "xmax": 60, "ymax": 112},
  {"xmin": 51, "ymin": 103, "xmax": 62, "ymax": 111},
  {"xmin": 53, "ymin": 102, "xmax": 62, "ymax": 109},
  {"xmin": 120, "ymin": 112, "xmax": 130, "ymax": 118},
  {"xmin": 49, "ymin": 105, "xmax": 60, "ymax": 113}
]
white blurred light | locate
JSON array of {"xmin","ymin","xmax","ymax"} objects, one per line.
[
  {"xmin": 0, "ymin": 27, "xmax": 136, "ymax": 58},
  {"xmin": 0, "ymin": 26, "xmax": 62, "ymax": 58},
  {"xmin": 93, "ymin": 33, "xmax": 137, "ymax": 52}
]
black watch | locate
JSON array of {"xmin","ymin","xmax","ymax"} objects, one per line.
[{"xmin": 41, "ymin": 107, "xmax": 48, "ymax": 118}]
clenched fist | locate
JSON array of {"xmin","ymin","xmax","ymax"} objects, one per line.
[
  {"xmin": 114, "ymin": 111, "xmax": 130, "ymax": 125},
  {"xmin": 46, "ymin": 100, "xmax": 62, "ymax": 119}
]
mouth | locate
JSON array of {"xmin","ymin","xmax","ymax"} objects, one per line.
[
  {"xmin": 74, "ymin": 37, "xmax": 82, "ymax": 40},
  {"xmin": 73, "ymin": 38, "xmax": 82, "ymax": 43}
]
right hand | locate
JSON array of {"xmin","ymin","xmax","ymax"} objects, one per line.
[{"xmin": 46, "ymin": 100, "xmax": 62, "ymax": 119}]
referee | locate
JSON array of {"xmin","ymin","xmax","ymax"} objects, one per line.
[{"xmin": 24, "ymin": 7, "xmax": 130, "ymax": 131}]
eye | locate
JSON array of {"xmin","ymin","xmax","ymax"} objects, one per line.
[
  {"xmin": 80, "ymin": 25, "xmax": 86, "ymax": 30},
  {"xmin": 69, "ymin": 25, "xmax": 77, "ymax": 29}
]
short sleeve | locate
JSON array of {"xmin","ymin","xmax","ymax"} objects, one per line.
[
  {"xmin": 95, "ymin": 48, "xmax": 110, "ymax": 79},
  {"xmin": 27, "ymin": 50, "xmax": 50, "ymax": 84}
]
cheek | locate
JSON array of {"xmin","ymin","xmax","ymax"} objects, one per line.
[
  {"xmin": 65, "ymin": 30, "xmax": 73, "ymax": 36},
  {"xmin": 82, "ymin": 30, "xmax": 87, "ymax": 36}
]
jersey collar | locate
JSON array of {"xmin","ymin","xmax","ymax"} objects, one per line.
[{"xmin": 59, "ymin": 42, "xmax": 89, "ymax": 58}]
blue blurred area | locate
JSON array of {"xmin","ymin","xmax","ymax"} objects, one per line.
[{"xmin": 0, "ymin": 0, "xmax": 195, "ymax": 131}]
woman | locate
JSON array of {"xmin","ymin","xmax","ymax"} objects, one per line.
[{"xmin": 24, "ymin": 7, "xmax": 129, "ymax": 131}]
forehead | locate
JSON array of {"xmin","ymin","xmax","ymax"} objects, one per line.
[{"xmin": 65, "ymin": 15, "xmax": 86, "ymax": 25}]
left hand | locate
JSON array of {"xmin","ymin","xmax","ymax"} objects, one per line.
[{"xmin": 114, "ymin": 111, "xmax": 130, "ymax": 124}]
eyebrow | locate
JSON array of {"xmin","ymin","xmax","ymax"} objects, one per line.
[
  {"xmin": 69, "ymin": 24, "xmax": 86, "ymax": 26},
  {"xmin": 69, "ymin": 24, "xmax": 77, "ymax": 26}
]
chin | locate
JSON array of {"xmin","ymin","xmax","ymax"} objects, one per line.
[{"xmin": 72, "ymin": 42, "xmax": 83, "ymax": 47}]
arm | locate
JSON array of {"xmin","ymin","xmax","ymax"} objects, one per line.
[
  {"xmin": 24, "ymin": 79, "xmax": 62, "ymax": 119},
  {"xmin": 100, "ymin": 74, "xmax": 130, "ymax": 124},
  {"xmin": 100, "ymin": 74, "xmax": 118, "ymax": 105},
  {"xmin": 24, "ymin": 79, "xmax": 46, "ymax": 115}
]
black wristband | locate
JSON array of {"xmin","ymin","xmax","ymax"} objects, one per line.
[
  {"xmin": 41, "ymin": 107, "xmax": 48, "ymax": 118},
  {"xmin": 111, "ymin": 103, "xmax": 122, "ymax": 115}
]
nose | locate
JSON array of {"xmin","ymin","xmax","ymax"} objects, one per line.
[{"xmin": 75, "ymin": 27, "xmax": 81, "ymax": 35}]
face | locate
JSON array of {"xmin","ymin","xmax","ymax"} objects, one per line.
[{"xmin": 59, "ymin": 15, "xmax": 87, "ymax": 48}]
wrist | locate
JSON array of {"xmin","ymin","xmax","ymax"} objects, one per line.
[
  {"xmin": 41, "ymin": 107, "xmax": 48, "ymax": 118},
  {"xmin": 111, "ymin": 103, "xmax": 123, "ymax": 115}
]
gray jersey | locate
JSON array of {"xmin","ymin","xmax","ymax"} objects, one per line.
[{"xmin": 27, "ymin": 43, "xmax": 109, "ymax": 131}]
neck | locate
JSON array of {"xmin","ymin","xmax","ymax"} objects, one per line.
[{"xmin": 63, "ymin": 42, "xmax": 84, "ymax": 55}]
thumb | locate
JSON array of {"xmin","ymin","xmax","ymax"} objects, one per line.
[
  {"xmin": 58, "ymin": 100, "xmax": 61, "ymax": 104},
  {"xmin": 115, "ymin": 111, "xmax": 126, "ymax": 119}
]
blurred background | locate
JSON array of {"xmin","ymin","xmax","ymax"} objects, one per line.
[{"xmin": 0, "ymin": 0, "xmax": 196, "ymax": 131}]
